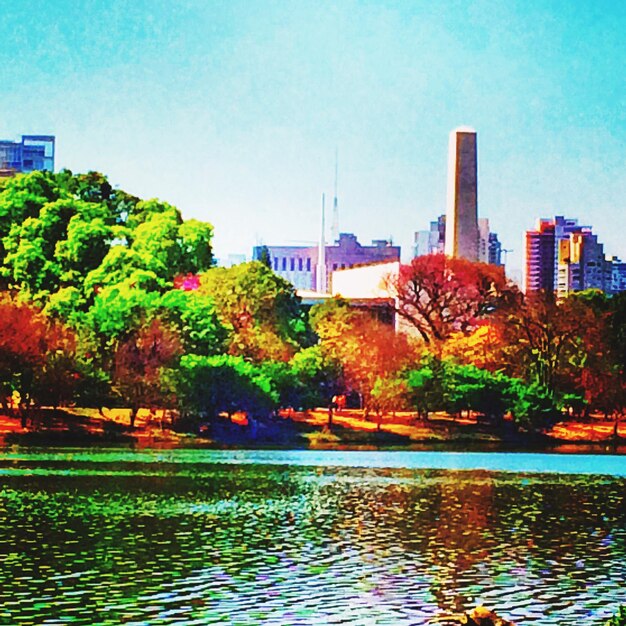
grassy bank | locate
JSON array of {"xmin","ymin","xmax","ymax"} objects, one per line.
[{"xmin": 0, "ymin": 406, "xmax": 623, "ymax": 450}]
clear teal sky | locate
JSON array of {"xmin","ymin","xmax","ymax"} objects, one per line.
[{"xmin": 1, "ymin": 0, "xmax": 624, "ymax": 276}]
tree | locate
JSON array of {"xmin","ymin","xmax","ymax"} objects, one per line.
[
  {"xmin": 0, "ymin": 295, "xmax": 77, "ymax": 424},
  {"xmin": 0, "ymin": 170, "xmax": 214, "ymax": 305},
  {"xmin": 257, "ymin": 245, "xmax": 272, "ymax": 269},
  {"xmin": 83, "ymin": 283, "xmax": 159, "ymax": 357},
  {"xmin": 290, "ymin": 345, "xmax": 342, "ymax": 412},
  {"xmin": 499, "ymin": 292, "xmax": 605, "ymax": 399},
  {"xmin": 371, "ymin": 377, "xmax": 410, "ymax": 430},
  {"xmin": 113, "ymin": 319, "xmax": 182, "ymax": 427},
  {"xmin": 507, "ymin": 379, "xmax": 559, "ymax": 431},
  {"xmin": 200, "ymin": 261, "xmax": 307, "ymax": 361},
  {"xmin": 174, "ymin": 354, "xmax": 278, "ymax": 424},
  {"xmin": 405, "ymin": 354, "xmax": 448, "ymax": 420},
  {"xmin": 258, "ymin": 346, "xmax": 342, "ymax": 415},
  {"xmin": 444, "ymin": 364, "xmax": 515, "ymax": 423},
  {"xmin": 310, "ymin": 297, "xmax": 416, "ymax": 419},
  {"xmin": 388, "ymin": 254, "xmax": 513, "ymax": 344},
  {"xmin": 156, "ymin": 289, "xmax": 227, "ymax": 357}
]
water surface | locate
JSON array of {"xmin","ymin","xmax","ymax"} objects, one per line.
[{"xmin": 0, "ymin": 449, "xmax": 624, "ymax": 625}]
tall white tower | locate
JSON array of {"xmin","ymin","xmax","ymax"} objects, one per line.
[{"xmin": 445, "ymin": 126, "xmax": 479, "ymax": 262}]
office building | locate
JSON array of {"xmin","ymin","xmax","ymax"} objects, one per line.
[
  {"xmin": 445, "ymin": 127, "xmax": 479, "ymax": 261},
  {"xmin": 0, "ymin": 135, "xmax": 55, "ymax": 177},
  {"xmin": 253, "ymin": 232, "xmax": 400, "ymax": 293},
  {"xmin": 525, "ymin": 217, "xmax": 588, "ymax": 293}
]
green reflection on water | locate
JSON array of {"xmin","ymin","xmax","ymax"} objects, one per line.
[{"xmin": 0, "ymin": 451, "xmax": 623, "ymax": 625}]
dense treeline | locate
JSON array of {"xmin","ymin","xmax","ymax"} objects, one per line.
[{"xmin": 0, "ymin": 170, "xmax": 624, "ymax": 434}]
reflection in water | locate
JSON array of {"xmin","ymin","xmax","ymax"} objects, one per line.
[{"xmin": 0, "ymin": 451, "xmax": 624, "ymax": 625}]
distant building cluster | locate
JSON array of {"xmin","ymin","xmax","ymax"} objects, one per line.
[
  {"xmin": 253, "ymin": 232, "xmax": 400, "ymax": 292},
  {"xmin": 524, "ymin": 216, "xmax": 626, "ymax": 296},
  {"xmin": 0, "ymin": 135, "xmax": 55, "ymax": 177},
  {"xmin": 414, "ymin": 214, "xmax": 503, "ymax": 266}
]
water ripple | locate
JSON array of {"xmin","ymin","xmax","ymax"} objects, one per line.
[{"xmin": 0, "ymin": 453, "xmax": 624, "ymax": 624}]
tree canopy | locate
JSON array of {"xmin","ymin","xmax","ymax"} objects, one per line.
[{"xmin": 0, "ymin": 170, "xmax": 214, "ymax": 305}]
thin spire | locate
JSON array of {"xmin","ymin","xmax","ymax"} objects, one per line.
[
  {"xmin": 331, "ymin": 148, "xmax": 339, "ymax": 244},
  {"xmin": 317, "ymin": 193, "xmax": 327, "ymax": 293}
]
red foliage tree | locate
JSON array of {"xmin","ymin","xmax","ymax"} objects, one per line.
[
  {"xmin": 0, "ymin": 296, "xmax": 76, "ymax": 423},
  {"xmin": 113, "ymin": 319, "xmax": 182, "ymax": 427},
  {"xmin": 389, "ymin": 254, "xmax": 513, "ymax": 344}
]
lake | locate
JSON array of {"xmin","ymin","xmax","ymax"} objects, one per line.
[{"xmin": 0, "ymin": 449, "xmax": 624, "ymax": 625}]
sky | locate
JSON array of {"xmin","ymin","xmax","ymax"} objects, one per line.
[{"xmin": 1, "ymin": 0, "xmax": 625, "ymax": 278}]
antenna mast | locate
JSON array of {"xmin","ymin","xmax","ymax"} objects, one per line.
[
  {"xmin": 317, "ymin": 193, "xmax": 327, "ymax": 293},
  {"xmin": 331, "ymin": 148, "xmax": 339, "ymax": 244}
]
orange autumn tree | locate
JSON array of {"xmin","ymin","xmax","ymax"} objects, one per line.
[
  {"xmin": 0, "ymin": 295, "xmax": 77, "ymax": 423},
  {"xmin": 441, "ymin": 323, "xmax": 506, "ymax": 373},
  {"xmin": 310, "ymin": 298, "xmax": 416, "ymax": 425}
]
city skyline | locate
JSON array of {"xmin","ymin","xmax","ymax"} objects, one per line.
[{"xmin": 1, "ymin": 1, "xmax": 624, "ymax": 276}]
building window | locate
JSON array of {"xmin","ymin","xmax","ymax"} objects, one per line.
[
  {"xmin": 273, "ymin": 257, "xmax": 279, "ymax": 270},
  {"xmin": 306, "ymin": 258, "xmax": 311, "ymax": 272},
  {"xmin": 282, "ymin": 257, "xmax": 287, "ymax": 271},
  {"xmin": 341, "ymin": 263, "xmax": 346, "ymax": 269},
  {"xmin": 290, "ymin": 258, "xmax": 295, "ymax": 271},
  {"xmin": 298, "ymin": 258, "xmax": 303, "ymax": 271},
  {"xmin": 332, "ymin": 263, "xmax": 338, "ymax": 271}
]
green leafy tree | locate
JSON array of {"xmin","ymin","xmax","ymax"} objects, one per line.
[
  {"xmin": 290, "ymin": 345, "xmax": 342, "ymax": 412},
  {"xmin": 406, "ymin": 355, "xmax": 448, "ymax": 420},
  {"xmin": 156, "ymin": 289, "xmax": 227, "ymax": 357},
  {"xmin": 0, "ymin": 171, "xmax": 213, "ymax": 304},
  {"xmin": 174, "ymin": 354, "xmax": 278, "ymax": 423},
  {"xmin": 83, "ymin": 283, "xmax": 159, "ymax": 356},
  {"xmin": 445, "ymin": 364, "xmax": 515, "ymax": 423},
  {"xmin": 257, "ymin": 245, "xmax": 272, "ymax": 269},
  {"xmin": 200, "ymin": 261, "xmax": 306, "ymax": 361}
]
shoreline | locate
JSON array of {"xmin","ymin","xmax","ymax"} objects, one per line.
[{"xmin": 0, "ymin": 408, "xmax": 623, "ymax": 453}]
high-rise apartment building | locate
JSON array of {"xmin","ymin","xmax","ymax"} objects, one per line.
[
  {"xmin": 525, "ymin": 219, "xmax": 557, "ymax": 292},
  {"xmin": 0, "ymin": 135, "xmax": 55, "ymax": 177},
  {"xmin": 445, "ymin": 127, "xmax": 479, "ymax": 261},
  {"xmin": 524, "ymin": 216, "xmax": 623, "ymax": 295}
]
